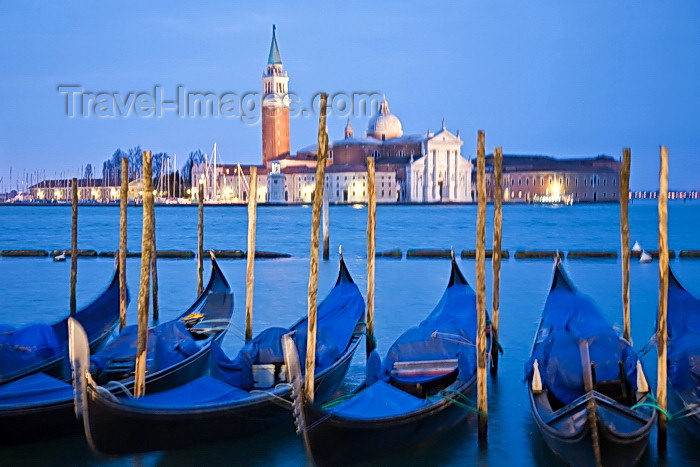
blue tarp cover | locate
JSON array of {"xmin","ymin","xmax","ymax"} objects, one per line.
[
  {"xmin": 91, "ymin": 321, "xmax": 199, "ymax": 378},
  {"xmin": 329, "ymin": 380, "xmax": 430, "ymax": 419},
  {"xmin": 115, "ymin": 276, "xmax": 364, "ymax": 407},
  {"xmin": 526, "ymin": 286, "xmax": 639, "ymax": 405},
  {"xmin": 123, "ymin": 375, "xmax": 250, "ymax": 408},
  {"xmin": 0, "ymin": 324, "xmax": 61, "ymax": 378},
  {"xmin": 384, "ymin": 283, "xmax": 477, "ymax": 384},
  {"xmin": 668, "ymin": 281, "xmax": 700, "ymax": 395},
  {"xmin": 329, "ymin": 280, "xmax": 478, "ymax": 419},
  {"xmin": 213, "ymin": 279, "xmax": 364, "ymax": 391},
  {"xmin": 0, "ymin": 372, "xmax": 73, "ymax": 407}
]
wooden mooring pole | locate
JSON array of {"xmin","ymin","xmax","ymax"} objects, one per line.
[
  {"xmin": 490, "ymin": 147, "xmax": 503, "ymax": 374},
  {"xmin": 119, "ymin": 157, "xmax": 128, "ymax": 330},
  {"xmin": 197, "ymin": 183, "xmax": 204, "ymax": 296},
  {"xmin": 245, "ymin": 167, "xmax": 258, "ymax": 342},
  {"xmin": 304, "ymin": 93, "xmax": 329, "ymax": 403},
  {"xmin": 134, "ymin": 150, "xmax": 154, "ymax": 398},
  {"xmin": 366, "ymin": 156, "xmax": 376, "ymax": 358},
  {"xmin": 70, "ymin": 178, "xmax": 78, "ymax": 315},
  {"xmin": 322, "ymin": 192, "xmax": 330, "ymax": 261},
  {"xmin": 657, "ymin": 146, "xmax": 669, "ymax": 452},
  {"xmin": 151, "ymin": 206, "xmax": 159, "ymax": 322},
  {"xmin": 620, "ymin": 148, "xmax": 631, "ymax": 342},
  {"xmin": 476, "ymin": 131, "xmax": 488, "ymax": 441}
]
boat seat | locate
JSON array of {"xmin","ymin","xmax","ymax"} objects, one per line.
[
  {"xmin": 390, "ymin": 359, "xmax": 459, "ymax": 398},
  {"xmin": 391, "ymin": 359, "xmax": 458, "ymax": 379}
]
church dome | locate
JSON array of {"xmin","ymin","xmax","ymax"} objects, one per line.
[{"xmin": 367, "ymin": 97, "xmax": 402, "ymax": 140}]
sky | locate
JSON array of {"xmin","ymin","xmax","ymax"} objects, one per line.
[{"xmin": 1, "ymin": 1, "xmax": 699, "ymax": 191}]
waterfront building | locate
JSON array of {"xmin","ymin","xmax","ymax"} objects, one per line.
[
  {"xmin": 483, "ymin": 154, "xmax": 621, "ymax": 203},
  {"xmin": 27, "ymin": 178, "xmax": 146, "ymax": 202},
  {"xmin": 191, "ymin": 26, "xmax": 472, "ymax": 205}
]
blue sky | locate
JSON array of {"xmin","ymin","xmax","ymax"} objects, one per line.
[{"xmin": 1, "ymin": 1, "xmax": 699, "ymax": 191}]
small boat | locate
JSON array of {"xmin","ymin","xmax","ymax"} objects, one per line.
[
  {"xmin": 0, "ymin": 266, "xmax": 123, "ymax": 444},
  {"xmin": 285, "ymin": 256, "xmax": 486, "ymax": 466},
  {"xmin": 53, "ymin": 252, "xmax": 66, "ymax": 262},
  {"xmin": 667, "ymin": 269, "xmax": 700, "ymax": 439},
  {"xmin": 632, "ymin": 241, "xmax": 642, "ymax": 253},
  {"xmin": 639, "ymin": 250, "xmax": 652, "ymax": 263},
  {"xmin": 526, "ymin": 260, "xmax": 656, "ymax": 467},
  {"xmin": 70, "ymin": 255, "xmax": 363, "ymax": 455}
]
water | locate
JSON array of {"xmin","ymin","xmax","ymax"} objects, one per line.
[{"xmin": 1, "ymin": 202, "xmax": 699, "ymax": 466}]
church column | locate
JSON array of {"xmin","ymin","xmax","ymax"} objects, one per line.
[
  {"xmin": 423, "ymin": 150, "xmax": 430, "ymax": 202},
  {"xmin": 446, "ymin": 150, "xmax": 452, "ymax": 201},
  {"xmin": 432, "ymin": 150, "xmax": 438, "ymax": 200}
]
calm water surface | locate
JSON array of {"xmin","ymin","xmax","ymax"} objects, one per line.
[{"xmin": 1, "ymin": 202, "xmax": 699, "ymax": 466}]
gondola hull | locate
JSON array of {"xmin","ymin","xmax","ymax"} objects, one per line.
[
  {"xmin": 530, "ymin": 389, "xmax": 655, "ymax": 467},
  {"xmin": 297, "ymin": 377, "xmax": 477, "ymax": 467},
  {"xmin": 0, "ymin": 268, "xmax": 123, "ymax": 445},
  {"xmin": 81, "ymin": 334, "xmax": 360, "ymax": 455}
]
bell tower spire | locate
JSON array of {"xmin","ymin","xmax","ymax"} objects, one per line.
[{"xmin": 262, "ymin": 24, "xmax": 290, "ymax": 167}]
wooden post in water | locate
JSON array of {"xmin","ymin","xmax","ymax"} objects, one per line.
[
  {"xmin": 620, "ymin": 148, "xmax": 631, "ymax": 342},
  {"xmin": 197, "ymin": 183, "xmax": 204, "ymax": 296},
  {"xmin": 304, "ymin": 93, "xmax": 329, "ymax": 403},
  {"xmin": 490, "ymin": 147, "xmax": 503, "ymax": 374},
  {"xmin": 134, "ymin": 150, "xmax": 154, "ymax": 398},
  {"xmin": 70, "ymin": 178, "xmax": 78, "ymax": 315},
  {"xmin": 119, "ymin": 158, "xmax": 128, "ymax": 330},
  {"xmin": 657, "ymin": 146, "xmax": 669, "ymax": 452},
  {"xmin": 366, "ymin": 156, "xmax": 376, "ymax": 358},
  {"xmin": 245, "ymin": 166, "xmax": 258, "ymax": 342},
  {"xmin": 322, "ymin": 191, "xmax": 330, "ymax": 261},
  {"xmin": 476, "ymin": 131, "xmax": 488, "ymax": 441},
  {"xmin": 151, "ymin": 208, "xmax": 159, "ymax": 322}
]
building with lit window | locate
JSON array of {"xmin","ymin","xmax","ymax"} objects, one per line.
[{"xmin": 482, "ymin": 155, "xmax": 621, "ymax": 203}]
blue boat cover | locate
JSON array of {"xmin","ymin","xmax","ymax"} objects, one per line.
[
  {"xmin": 0, "ymin": 270, "xmax": 121, "ymax": 382},
  {"xmin": 122, "ymin": 374, "xmax": 250, "ymax": 408},
  {"xmin": 526, "ymin": 284, "xmax": 639, "ymax": 405},
  {"xmin": 668, "ymin": 278, "xmax": 700, "ymax": 395},
  {"xmin": 384, "ymin": 283, "xmax": 478, "ymax": 384},
  {"xmin": 327, "ymin": 278, "xmax": 478, "ymax": 419},
  {"xmin": 113, "ymin": 276, "xmax": 364, "ymax": 407},
  {"xmin": 0, "ymin": 324, "xmax": 61, "ymax": 378},
  {"xmin": 209, "ymin": 279, "xmax": 364, "ymax": 391},
  {"xmin": 0, "ymin": 372, "xmax": 73, "ymax": 407},
  {"xmin": 91, "ymin": 321, "xmax": 200, "ymax": 377},
  {"xmin": 329, "ymin": 380, "xmax": 430, "ymax": 419}
]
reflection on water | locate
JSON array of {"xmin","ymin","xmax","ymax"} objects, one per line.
[{"xmin": 1, "ymin": 202, "xmax": 699, "ymax": 465}]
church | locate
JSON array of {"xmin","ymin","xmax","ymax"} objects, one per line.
[{"xmin": 191, "ymin": 26, "xmax": 474, "ymax": 204}]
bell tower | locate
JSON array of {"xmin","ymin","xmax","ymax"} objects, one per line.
[{"xmin": 262, "ymin": 25, "xmax": 291, "ymax": 167}]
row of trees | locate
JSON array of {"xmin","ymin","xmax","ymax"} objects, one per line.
[{"xmin": 101, "ymin": 147, "xmax": 207, "ymax": 197}]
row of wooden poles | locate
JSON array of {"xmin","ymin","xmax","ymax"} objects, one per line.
[{"xmin": 65, "ymin": 97, "xmax": 672, "ymax": 450}]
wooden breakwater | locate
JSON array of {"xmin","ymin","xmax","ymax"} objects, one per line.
[{"xmin": 2, "ymin": 248, "xmax": 697, "ymax": 260}]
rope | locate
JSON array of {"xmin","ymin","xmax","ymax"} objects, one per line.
[
  {"xmin": 249, "ymin": 384, "xmax": 293, "ymax": 408},
  {"xmin": 435, "ymin": 389, "xmax": 486, "ymax": 417},
  {"xmin": 430, "ymin": 332, "xmax": 474, "ymax": 346},
  {"xmin": 320, "ymin": 393, "xmax": 357, "ymax": 410},
  {"xmin": 630, "ymin": 402, "xmax": 672, "ymax": 420}
]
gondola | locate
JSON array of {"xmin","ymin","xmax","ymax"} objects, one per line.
[
  {"xmin": 667, "ymin": 268, "xmax": 700, "ymax": 439},
  {"xmin": 0, "ymin": 265, "xmax": 122, "ymax": 444},
  {"xmin": 69, "ymin": 255, "xmax": 364, "ymax": 455},
  {"xmin": 284, "ymin": 256, "xmax": 486, "ymax": 466},
  {"xmin": 2, "ymin": 255, "xmax": 232, "ymax": 445},
  {"xmin": 526, "ymin": 260, "xmax": 656, "ymax": 467}
]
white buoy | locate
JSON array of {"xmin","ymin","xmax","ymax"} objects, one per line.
[
  {"xmin": 640, "ymin": 250, "xmax": 652, "ymax": 263},
  {"xmin": 632, "ymin": 241, "xmax": 642, "ymax": 252}
]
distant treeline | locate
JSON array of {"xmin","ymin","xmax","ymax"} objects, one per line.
[{"xmin": 101, "ymin": 147, "xmax": 206, "ymax": 194}]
